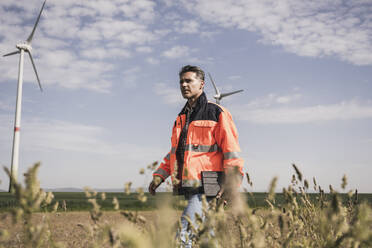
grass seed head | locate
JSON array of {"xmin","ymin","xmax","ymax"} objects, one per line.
[
  {"xmin": 44, "ymin": 191, "xmax": 54, "ymax": 205},
  {"xmin": 341, "ymin": 174, "xmax": 347, "ymax": 190},
  {"xmin": 331, "ymin": 193, "xmax": 341, "ymax": 214},
  {"xmin": 246, "ymin": 172, "xmax": 253, "ymax": 186},
  {"xmin": 267, "ymin": 177, "xmax": 278, "ymax": 203},
  {"xmin": 147, "ymin": 161, "xmax": 159, "ymax": 171},
  {"xmin": 62, "ymin": 200, "xmax": 67, "ymax": 211},
  {"xmin": 329, "ymin": 184, "xmax": 334, "ymax": 194},
  {"xmin": 112, "ymin": 197, "xmax": 120, "ymax": 210},
  {"xmin": 116, "ymin": 224, "xmax": 151, "ymax": 247},
  {"xmin": 291, "ymin": 174, "xmax": 296, "ymax": 184},
  {"xmin": 153, "ymin": 176, "xmax": 162, "ymax": 186},
  {"xmin": 292, "ymin": 164, "xmax": 303, "ymax": 182},
  {"xmin": 304, "ymin": 179, "xmax": 309, "ymax": 190},
  {"xmin": 347, "ymin": 190, "xmax": 353, "ymax": 198},
  {"xmin": 136, "ymin": 187, "xmax": 147, "ymax": 202},
  {"xmin": 84, "ymin": 187, "xmax": 93, "ymax": 198},
  {"xmin": 313, "ymin": 177, "xmax": 318, "ymax": 191},
  {"xmin": 52, "ymin": 201, "xmax": 59, "ymax": 212},
  {"xmin": 100, "ymin": 192, "xmax": 106, "ymax": 201},
  {"xmin": 124, "ymin": 182, "xmax": 132, "ymax": 195}
]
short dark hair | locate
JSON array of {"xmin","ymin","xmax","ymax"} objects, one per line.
[{"xmin": 179, "ymin": 65, "xmax": 205, "ymax": 81}]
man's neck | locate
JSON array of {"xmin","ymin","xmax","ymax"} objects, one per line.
[{"xmin": 187, "ymin": 92, "xmax": 203, "ymax": 108}]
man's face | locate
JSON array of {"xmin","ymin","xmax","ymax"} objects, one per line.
[{"xmin": 179, "ymin": 71, "xmax": 204, "ymax": 100}]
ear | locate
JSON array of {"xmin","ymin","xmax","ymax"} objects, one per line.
[{"xmin": 200, "ymin": 80, "xmax": 205, "ymax": 89}]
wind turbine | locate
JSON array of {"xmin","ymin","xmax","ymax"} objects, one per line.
[
  {"xmin": 3, "ymin": 0, "xmax": 46, "ymax": 192},
  {"xmin": 207, "ymin": 72, "xmax": 244, "ymax": 104}
]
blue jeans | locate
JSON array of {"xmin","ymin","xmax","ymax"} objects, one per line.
[{"xmin": 178, "ymin": 194, "xmax": 213, "ymax": 248}]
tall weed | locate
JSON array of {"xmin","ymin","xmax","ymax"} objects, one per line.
[{"xmin": 0, "ymin": 162, "xmax": 371, "ymax": 247}]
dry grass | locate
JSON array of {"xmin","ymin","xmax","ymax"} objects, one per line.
[
  {"xmin": 0, "ymin": 211, "xmax": 179, "ymax": 247},
  {"xmin": 0, "ymin": 162, "xmax": 371, "ymax": 248},
  {"xmin": 0, "ymin": 210, "xmax": 268, "ymax": 247}
]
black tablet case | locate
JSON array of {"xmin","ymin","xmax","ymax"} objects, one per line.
[{"xmin": 201, "ymin": 171, "xmax": 225, "ymax": 197}]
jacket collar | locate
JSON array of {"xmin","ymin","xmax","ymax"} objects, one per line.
[{"xmin": 179, "ymin": 92, "xmax": 207, "ymax": 115}]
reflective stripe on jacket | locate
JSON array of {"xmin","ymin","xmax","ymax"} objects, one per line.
[{"xmin": 153, "ymin": 92, "xmax": 244, "ymax": 189}]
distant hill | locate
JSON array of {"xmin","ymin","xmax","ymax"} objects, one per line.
[
  {"xmin": 43, "ymin": 187, "xmax": 83, "ymax": 192},
  {"xmin": 43, "ymin": 188, "xmax": 125, "ymax": 192}
]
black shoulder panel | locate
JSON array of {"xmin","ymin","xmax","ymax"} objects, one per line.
[{"xmin": 192, "ymin": 102, "xmax": 223, "ymax": 122}]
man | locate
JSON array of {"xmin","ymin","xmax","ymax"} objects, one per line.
[{"xmin": 148, "ymin": 65, "xmax": 244, "ymax": 247}]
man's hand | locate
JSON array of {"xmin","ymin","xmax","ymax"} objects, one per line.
[
  {"xmin": 148, "ymin": 176, "xmax": 162, "ymax": 196},
  {"xmin": 217, "ymin": 167, "xmax": 243, "ymax": 206},
  {"xmin": 216, "ymin": 185, "xmax": 227, "ymax": 206},
  {"xmin": 216, "ymin": 186, "xmax": 224, "ymax": 199}
]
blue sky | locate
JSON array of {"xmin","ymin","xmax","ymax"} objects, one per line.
[{"xmin": 1, "ymin": 0, "xmax": 372, "ymax": 192}]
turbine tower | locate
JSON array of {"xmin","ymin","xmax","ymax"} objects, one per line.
[
  {"xmin": 208, "ymin": 72, "xmax": 244, "ymax": 104},
  {"xmin": 3, "ymin": 0, "xmax": 46, "ymax": 192}
]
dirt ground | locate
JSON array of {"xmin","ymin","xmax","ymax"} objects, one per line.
[{"xmin": 0, "ymin": 210, "xmax": 182, "ymax": 247}]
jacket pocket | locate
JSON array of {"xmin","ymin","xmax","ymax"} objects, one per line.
[{"xmin": 190, "ymin": 120, "xmax": 217, "ymax": 145}]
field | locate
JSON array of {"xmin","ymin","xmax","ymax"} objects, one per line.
[
  {"xmin": 0, "ymin": 211, "xmax": 179, "ymax": 247},
  {"xmin": 1, "ymin": 191, "xmax": 372, "ymax": 212},
  {"xmin": 0, "ymin": 163, "xmax": 371, "ymax": 247}
]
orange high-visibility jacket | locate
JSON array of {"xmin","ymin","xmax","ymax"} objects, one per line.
[{"xmin": 154, "ymin": 92, "xmax": 244, "ymax": 190}]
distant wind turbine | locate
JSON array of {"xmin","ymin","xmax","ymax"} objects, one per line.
[
  {"xmin": 208, "ymin": 72, "xmax": 243, "ymax": 104},
  {"xmin": 3, "ymin": 0, "xmax": 46, "ymax": 192}
]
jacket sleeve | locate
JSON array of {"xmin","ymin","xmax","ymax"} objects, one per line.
[
  {"xmin": 215, "ymin": 109, "xmax": 244, "ymax": 176},
  {"xmin": 153, "ymin": 121, "xmax": 176, "ymax": 181},
  {"xmin": 153, "ymin": 151, "xmax": 171, "ymax": 181}
]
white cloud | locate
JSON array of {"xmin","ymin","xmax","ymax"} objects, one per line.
[
  {"xmin": 234, "ymin": 100, "xmax": 372, "ymax": 124},
  {"xmin": 80, "ymin": 47, "xmax": 131, "ymax": 60},
  {"xmin": 276, "ymin": 94, "xmax": 302, "ymax": 104},
  {"xmin": 146, "ymin": 57, "xmax": 160, "ymax": 65},
  {"xmin": 0, "ymin": 0, "xmax": 163, "ymax": 92},
  {"xmin": 91, "ymin": 19, "xmax": 158, "ymax": 46},
  {"xmin": 178, "ymin": 20, "xmax": 200, "ymax": 34},
  {"xmin": 34, "ymin": 37, "xmax": 69, "ymax": 50},
  {"xmin": 228, "ymin": 75, "xmax": 242, "ymax": 80},
  {"xmin": 117, "ymin": 0, "xmax": 156, "ymax": 22},
  {"xmin": 162, "ymin": 45, "xmax": 190, "ymax": 59},
  {"xmin": 24, "ymin": 119, "xmax": 114, "ymax": 154},
  {"xmin": 246, "ymin": 93, "xmax": 302, "ymax": 108},
  {"xmin": 153, "ymin": 83, "xmax": 184, "ymax": 105},
  {"xmin": 161, "ymin": 0, "xmax": 176, "ymax": 8},
  {"xmin": 0, "ymin": 115, "xmax": 162, "ymax": 161},
  {"xmin": 35, "ymin": 53, "xmax": 115, "ymax": 92},
  {"xmin": 119, "ymin": 67, "xmax": 142, "ymax": 88},
  {"xmin": 40, "ymin": 50, "xmax": 76, "ymax": 67},
  {"xmin": 0, "ymin": 114, "xmax": 165, "ymax": 189},
  {"xmin": 136, "ymin": 46, "xmax": 153, "ymax": 53},
  {"xmin": 184, "ymin": 0, "xmax": 372, "ymax": 65},
  {"xmin": 200, "ymin": 30, "xmax": 220, "ymax": 39},
  {"xmin": 68, "ymin": 5, "xmax": 97, "ymax": 17},
  {"xmin": 40, "ymin": 15, "xmax": 81, "ymax": 40},
  {"xmin": 85, "ymin": 1, "xmax": 118, "ymax": 17}
]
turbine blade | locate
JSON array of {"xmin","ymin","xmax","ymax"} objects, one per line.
[
  {"xmin": 3, "ymin": 50, "xmax": 20, "ymax": 57},
  {"xmin": 27, "ymin": 51, "xmax": 43, "ymax": 92},
  {"xmin": 220, "ymin": 89, "xmax": 244, "ymax": 98},
  {"xmin": 26, "ymin": 0, "xmax": 47, "ymax": 44},
  {"xmin": 208, "ymin": 72, "xmax": 220, "ymax": 95}
]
